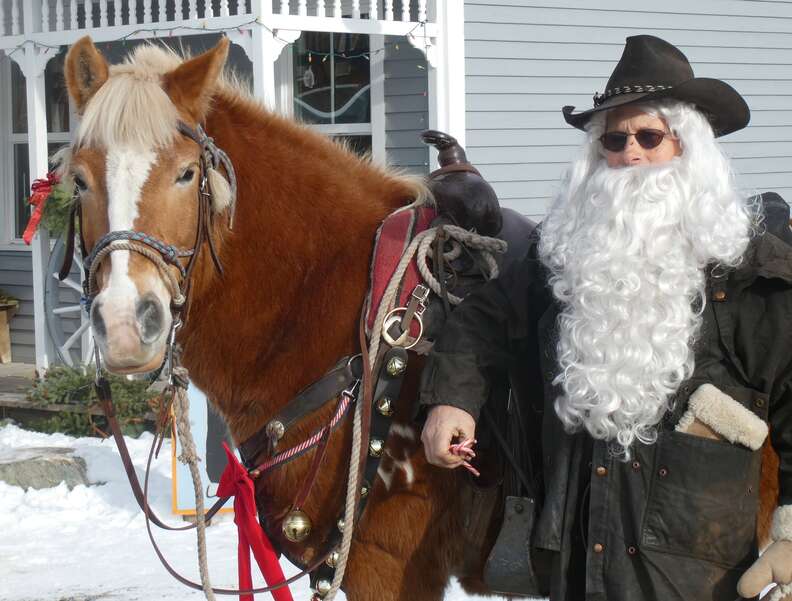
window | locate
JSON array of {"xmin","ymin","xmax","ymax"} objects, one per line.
[
  {"xmin": 5, "ymin": 50, "xmax": 72, "ymax": 243},
  {"xmin": 291, "ymin": 32, "xmax": 375, "ymax": 157}
]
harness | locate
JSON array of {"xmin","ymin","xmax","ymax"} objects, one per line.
[{"xmin": 63, "ymin": 120, "xmax": 426, "ymax": 600}]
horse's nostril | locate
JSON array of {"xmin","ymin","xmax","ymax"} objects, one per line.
[
  {"xmin": 136, "ymin": 294, "xmax": 165, "ymax": 344},
  {"xmin": 91, "ymin": 299, "xmax": 107, "ymax": 339}
]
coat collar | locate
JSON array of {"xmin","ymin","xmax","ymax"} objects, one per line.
[{"xmin": 731, "ymin": 229, "xmax": 792, "ymax": 286}]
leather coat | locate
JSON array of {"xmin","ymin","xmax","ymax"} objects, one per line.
[{"xmin": 419, "ymin": 192, "xmax": 792, "ymax": 601}]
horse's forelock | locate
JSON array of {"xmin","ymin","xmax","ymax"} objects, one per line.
[{"xmin": 74, "ymin": 45, "xmax": 186, "ymax": 151}]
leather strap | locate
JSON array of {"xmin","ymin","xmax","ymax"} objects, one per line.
[
  {"xmin": 239, "ymin": 355, "xmax": 363, "ymax": 469},
  {"xmin": 58, "ymin": 201, "xmax": 78, "ymax": 281},
  {"xmin": 95, "ymin": 377, "xmax": 229, "ymax": 531}
]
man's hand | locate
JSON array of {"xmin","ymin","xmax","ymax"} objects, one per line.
[
  {"xmin": 421, "ymin": 405, "xmax": 476, "ymax": 468},
  {"xmin": 737, "ymin": 540, "xmax": 792, "ymax": 601}
]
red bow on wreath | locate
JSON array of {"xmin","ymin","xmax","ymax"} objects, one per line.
[{"xmin": 23, "ymin": 171, "xmax": 60, "ymax": 245}]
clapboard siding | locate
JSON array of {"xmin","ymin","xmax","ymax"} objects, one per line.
[
  {"xmin": 384, "ymin": 38, "xmax": 429, "ymax": 174},
  {"xmin": 0, "ymin": 250, "xmax": 35, "ymax": 363},
  {"xmin": 465, "ymin": 0, "xmax": 792, "ymax": 221}
]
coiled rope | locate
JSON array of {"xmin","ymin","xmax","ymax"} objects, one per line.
[{"xmin": 323, "ymin": 222, "xmax": 505, "ymax": 600}]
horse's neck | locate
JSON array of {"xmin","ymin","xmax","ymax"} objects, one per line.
[{"xmin": 178, "ymin": 96, "xmax": 408, "ymax": 441}]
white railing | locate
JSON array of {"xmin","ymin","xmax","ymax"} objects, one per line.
[{"xmin": 0, "ymin": 1, "xmax": 433, "ymax": 37}]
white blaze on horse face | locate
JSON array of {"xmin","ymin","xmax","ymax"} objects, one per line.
[{"xmin": 93, "ymin": 147, "xmax": 171, "ymax": 367}]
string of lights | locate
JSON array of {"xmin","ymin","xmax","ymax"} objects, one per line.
[{"xmin": 2, "ymin": 16, "xmax": 430, "ymax": 66}]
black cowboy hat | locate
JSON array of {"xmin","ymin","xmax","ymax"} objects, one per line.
[{"xmin": 562, "ymin": 35, "xmax": 750, "ymax": 137}]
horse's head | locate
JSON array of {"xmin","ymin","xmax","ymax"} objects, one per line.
[{"xmin": 64, "ymin": 36, "xmax": 232, "ymax": 373}]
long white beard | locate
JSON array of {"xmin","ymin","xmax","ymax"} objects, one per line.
[{"xmin": 538, "ymin": 157, "xmax": 752, "ymax": 454}]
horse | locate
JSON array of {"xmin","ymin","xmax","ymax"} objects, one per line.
[
  {"xmin": 62, "ymin": 35, "xmax": 500, "ymax": 601},
  {"xmin": 60, "ymin": 34, "xmax": 781, "ymax": 601}
]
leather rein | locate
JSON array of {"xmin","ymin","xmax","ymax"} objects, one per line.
[{"xmin": 61, "ymin": 121, "xmax": 398, "ymax": 596}]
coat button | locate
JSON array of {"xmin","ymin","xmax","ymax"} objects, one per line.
[
  {"xmin": 755, "ymin": 398, "xmax": 766, "ymax": 408},
  {"xmin": 713, "ymin": 289, "xmax": 727, "ymax": 302},
  {"xmin": 593, "ymin": 543, "xmax": 604, "ymax": 553},
  {"xmin": 631, "ymin": 461, "xmax": 641, "ymax": 471},
  {"xmin": 627, "ymin": 545, "xmax": 638, "ymax": 556},
  {"xmin": 595, "ymin": 466, "xmax": 608, "ymax": 477},
  {"xmin": 658, "ymin": 467, "xmax": 669, "ymax": 478}
]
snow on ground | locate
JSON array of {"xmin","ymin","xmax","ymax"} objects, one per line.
[{"xmin": 0, "ymin": 424, "xmax": 492, "ymax": 601}]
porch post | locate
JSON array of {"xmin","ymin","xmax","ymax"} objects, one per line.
[
  {"xmin": 16, "ymin": 44, "xmax": 56, "ymax": 371},
  {"xmin": 251, "ymin": 0, "xmax": 278, "ymax": 110},
  {"xmin": 427, "ymin": 0, "xmax": 466, "ymax": 167}
]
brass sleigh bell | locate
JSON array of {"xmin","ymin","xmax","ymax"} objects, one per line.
[
  {"xmin": 375, "ymin": 396, "xmax": 393, "ymax": 417},
  {"xmin": 282, "ymin": 509, "xmax": 312, "ymax": 542}
]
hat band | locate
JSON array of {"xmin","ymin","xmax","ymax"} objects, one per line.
[{"xmin": 593, "ymin": 84, "xmax": 674, "ymax": 107}]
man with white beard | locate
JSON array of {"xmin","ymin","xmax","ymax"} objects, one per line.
[{"xmin": 419, "ymin": 35, "xmax": 792, "ymax": 601}]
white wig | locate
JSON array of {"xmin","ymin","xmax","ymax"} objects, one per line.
[{"xmin": 538, "ymin": 99, "xmax": 756, "ymax": 457}]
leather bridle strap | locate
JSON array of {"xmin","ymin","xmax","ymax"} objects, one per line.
[{"xmin": 95, "ymin": 376, "xmax": 230, "ymax": 531}]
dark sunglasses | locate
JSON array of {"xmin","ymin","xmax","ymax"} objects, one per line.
[{"xmin": 599, "ymin": 128, "xmax": 675, "ymax": 153}]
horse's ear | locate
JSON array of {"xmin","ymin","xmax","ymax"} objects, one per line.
[
  {"xmin": 163, "ymin": 37, "xmax": 230, "ymax": 123},
  {"xmin": 65, "ymin": 36, "xmax": 109, "ymax": 115}
]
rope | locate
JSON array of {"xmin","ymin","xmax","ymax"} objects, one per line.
[
  {"xmin": 172, "ymin": 378, "xmax": 216, "ymax": 601},
  {"xmin": 416, "ymin": 225, "xmax": 506, "ymax": 305},
  {"xmin": 325, "ymin": 377, "xmax": 365, "ymax": 599},
  {"xmin": 88, "ymin": 240, "xmax": 186, "ymax": 306},
  {"xmin": 323, "ymin": 221, "xmax": 505, "ymax": 599}
]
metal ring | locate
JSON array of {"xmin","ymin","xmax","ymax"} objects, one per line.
[{"xmin": 381, "ymin": 308, "xmax": 424, "ymax": 349}]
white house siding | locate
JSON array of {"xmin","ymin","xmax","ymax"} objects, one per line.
[
  {"xmin": 384, "ymin": 36, "xmax": 430, "ymax": 175},
  {"xmin": 464, "ymin": 0, "xmax": 792, "ymax": 222}
]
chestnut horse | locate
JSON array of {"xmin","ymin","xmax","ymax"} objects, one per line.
[
  {"xmin": 63, "ymin": 36, "xmax": 496, "ymax": 601},
  {"xmin": 61, "ymin": 35, "xmax": 780, "ymax": 600}
]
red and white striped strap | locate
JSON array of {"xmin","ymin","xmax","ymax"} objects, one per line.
[{"xmin": 252, "ymin": 385, "xmax": 358, "ymax": 475}]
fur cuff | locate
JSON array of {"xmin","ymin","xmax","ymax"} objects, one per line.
[
  {"xmin": 768, "ymin": 581, "xmax": 792, "ymax": 601},
  {"xmin": 772, "ymin": 505, "xmax": 792, "ymax": 543},
  {"xmin": 675, "ymin": 383, "xmax": 768, "ymax": 450}
]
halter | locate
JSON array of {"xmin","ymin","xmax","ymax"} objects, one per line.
[{"xmin": 58, "ymin": 121, "xmax": 233, "ymax": 319}]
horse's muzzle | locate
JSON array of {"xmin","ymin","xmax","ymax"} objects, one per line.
[{"xmin": 91, "ymin": 294, "xmax": 169, "ymax": 373}]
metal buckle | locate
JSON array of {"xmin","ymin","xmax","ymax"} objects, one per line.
[
  {"xmin": 342, "ymin": 378, "xmax": 362, "ymax": 400},
  {"xmin": 166, "ymin": 318, "xmax": 183, "ymax": 385},
  {"xmin": 381, "ymin": 283, "xmax": 430, "ymax": 348},
  {"xmin": 382, "ymin": 307, "xmax": 424, "ymax": 349}
]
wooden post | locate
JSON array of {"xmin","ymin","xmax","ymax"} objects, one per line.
[{"xmin": 0, "ymin": 304, "xmax": 18, "ymax": 364}]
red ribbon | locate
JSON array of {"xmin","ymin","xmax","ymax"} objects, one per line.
[
  {"xmin": 217, "ymin": 442, "xmax": 294, "ymax": 601},
  {"xmin": 23, "ymin": 171, "xmax": 60, "ymax": 245}
]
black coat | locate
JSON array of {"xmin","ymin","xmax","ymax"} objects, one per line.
[{"xmin": 419, "ymin": 192, "xmax": 792, "ymax": 601}]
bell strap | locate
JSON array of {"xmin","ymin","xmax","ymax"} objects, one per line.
[{"xmin": 239, "ymin": 355, "xmax": 363, "ymax": 470}]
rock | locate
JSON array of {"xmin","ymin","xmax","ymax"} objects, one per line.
[{"xmin": 0, "ymin": 446, "xmax": 89, "ymax": 489}]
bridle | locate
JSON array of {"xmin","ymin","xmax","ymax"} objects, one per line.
[
  {"xmin": 60, "ymin": 120, "xmax": 409, "ymax": 598},
  {"xmin": 59, "ymin": 121, "xmax": 232, "ymax": 320}
]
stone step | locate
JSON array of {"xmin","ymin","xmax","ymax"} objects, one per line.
[{"xmin": 0, "ymin": 446, "xmax": 89, "ymax": 489}]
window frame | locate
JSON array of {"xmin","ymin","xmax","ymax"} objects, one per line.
[{"xmin": 277, "ymin": 31, "xmax": 385, "ymax": 164}]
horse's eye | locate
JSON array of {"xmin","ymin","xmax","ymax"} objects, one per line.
[
  {"xmin": 73, "ymin": 175, "xmax": 88, "ymax": 192},
  {"xmin": 177, "ymin": 168, "xmax": 195, "ymax": 184}
]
